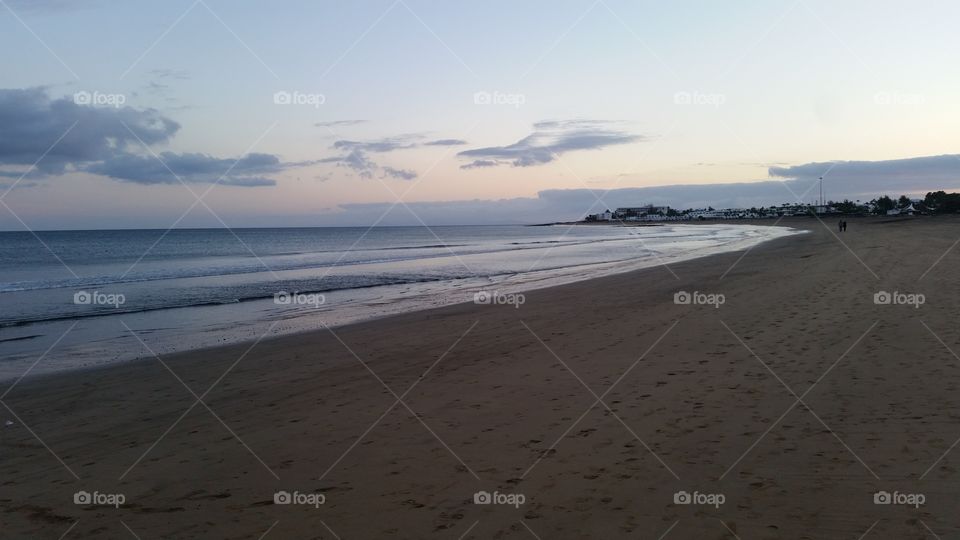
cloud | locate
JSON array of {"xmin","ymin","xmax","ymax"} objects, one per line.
[
  {"xmin": 0, "ymin": 87, "xmax": 306, "ymax": 187},
  {"xmin": 458, "ymin": 120, "xmax": 641, "ymax": 168},
  {"xmin": 0, "ymin": 87, "xmax": 179, "ymax": 175},
  {"xmin": 83, "ymin": 152, "xmax": 305, "ymax": 187},
  {"xmin": 313, "ymin": 153, "xmax": 960, "ymax": 225},
  {"xmin": 381, "ymin": 167, "xmax": 417, "ymax": 180},
  {"xmin": 769, "ymin": 154, "xmax": 960, "ymax": 197},
  {"xmin": 319, "ymin": 149, "xmax": 378, "ymax": 178},
  {"xmin": 332, "ymin": 136, "xmax": 420, "ymax": 154},
  {"xmin": 137, "ymin": 69, "xmax": 190, "ymax": 99},
  {"xmin": 321, "ymin": 133, "xmax": 449, "ymax": 179},
  {"xmin": 320, "ymin": 184, "xmax": 794, "ymax": 226},
  {"xmin": 425, "ymin": 139, "xmax": 467, "ymax": 146},
  {"xmin": 314, "ymin": 120, "xmax": 366, "ymax": 128},
  {"xmin": 461, "ymin": 159, "xmax": 498, "ymax": 169},
  {"xmin": 148, "ymin": 68, "xmax": 190, "ymax": 80}
]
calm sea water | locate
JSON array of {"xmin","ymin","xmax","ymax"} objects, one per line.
[{"xmin": 0, "ymin": 224, "xmax": 800, "ymax": 379}]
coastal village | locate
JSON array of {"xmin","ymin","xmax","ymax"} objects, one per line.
[{"xmin": 583, "ymin": 191, "xmax": 960, "ymax": 222}]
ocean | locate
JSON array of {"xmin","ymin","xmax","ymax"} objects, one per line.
[{"xmin": 0, "ymin": 224, "xmax": 800, "ymax": 380}]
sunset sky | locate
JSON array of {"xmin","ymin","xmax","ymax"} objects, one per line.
[{"xmin": 3, "ymin": 0, "xmax": 960, "ymax": 228}]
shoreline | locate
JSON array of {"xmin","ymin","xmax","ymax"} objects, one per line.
[
  {"xmin": 3, "ymin": 216, "xmax": 958, "ymax": 538},
  {"xmin": 17, "ymin": 222, "xmax": 810, "ymax": 389},
  {"xmin": 0, "ymin": 222, "xmax": 803, "ymax": 382}
]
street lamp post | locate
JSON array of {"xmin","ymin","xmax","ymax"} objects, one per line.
[{"xmin": 819, "ymin": 176, "xmax": 824, "ymax": 214}]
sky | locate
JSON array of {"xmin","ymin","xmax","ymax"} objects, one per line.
[{"xmin": 2, "ymin": 0, "xmax": 960, "ymax": 229}]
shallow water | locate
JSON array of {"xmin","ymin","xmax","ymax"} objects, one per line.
[{"xmin": 0, "ymin": 224, "xmax": 802, "ymax": 380}]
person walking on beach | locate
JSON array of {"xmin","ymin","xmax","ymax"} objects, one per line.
[{"xmin": 843, "ymin": 220, "xmax": 848, "ymax": 232}]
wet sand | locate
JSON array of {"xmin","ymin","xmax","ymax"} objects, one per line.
[{"xmin": 1, "ymin": 216, "xmax": 958, "ymax": 539}]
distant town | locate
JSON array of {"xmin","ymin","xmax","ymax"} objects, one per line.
[{"xmin": 583, "ymin": 190, "xmax": 960, "ymax": 222}]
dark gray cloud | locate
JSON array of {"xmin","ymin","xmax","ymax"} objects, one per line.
[
  {"xmin": 0, "ymin": 87, "xmax": 303, "ymax": 187},
  {"xmin": 83, "ymin": 152, "xmax": 303, "ymax": 187},
  {"xmin": 769, "ymin": 155, "xmax": 960, "ymax": 198},
  {"xmin": 458, "ymin": 120, "xmax": 641, "ymax": 168},
  {"xmin": 0, "ymin": 87, "xmax": 178, "ymax": 175}
]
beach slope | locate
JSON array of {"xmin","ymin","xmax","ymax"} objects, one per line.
[{"xmin": 1, "ymin": 217, "xmax": 958, "ymax": 539}]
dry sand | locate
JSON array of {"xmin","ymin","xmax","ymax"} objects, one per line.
[{"xmin": 1, "ymin": 216, "xmax": 959, "ymax": 539}]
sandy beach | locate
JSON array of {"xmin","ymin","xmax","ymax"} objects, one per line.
[{"xmin": 2, "ymin": 216, "xmax": 958, "ymax": 539}]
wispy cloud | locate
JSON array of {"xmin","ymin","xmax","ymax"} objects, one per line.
[
  {"xmin": 148, "ymin": 68, "xmax": 190, "ymax": 80},
  {"xmin": 381, "ymin": 166, "xmax": 417, "ymax": 180},
  {"xmin": 460, "ymin": 159, "xmax": 498, "ymax": 169},
  {"xmin": 314, "ymin": 119, "xmax": 367, "ymax": 128},
  {"xmin": 424, "ymin": 138, "xmax": 467, "ymax": 146},
  {"xmin": 319, "ymin": 135, "xmax": 418, "ymax": 179},
  {"xmin": 320, "ymin": 133, "xmax": 468, "ymax": 180},
  {"xmin": 458, "ymin": 119, "xmax": 641, "ymax": 169}
]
